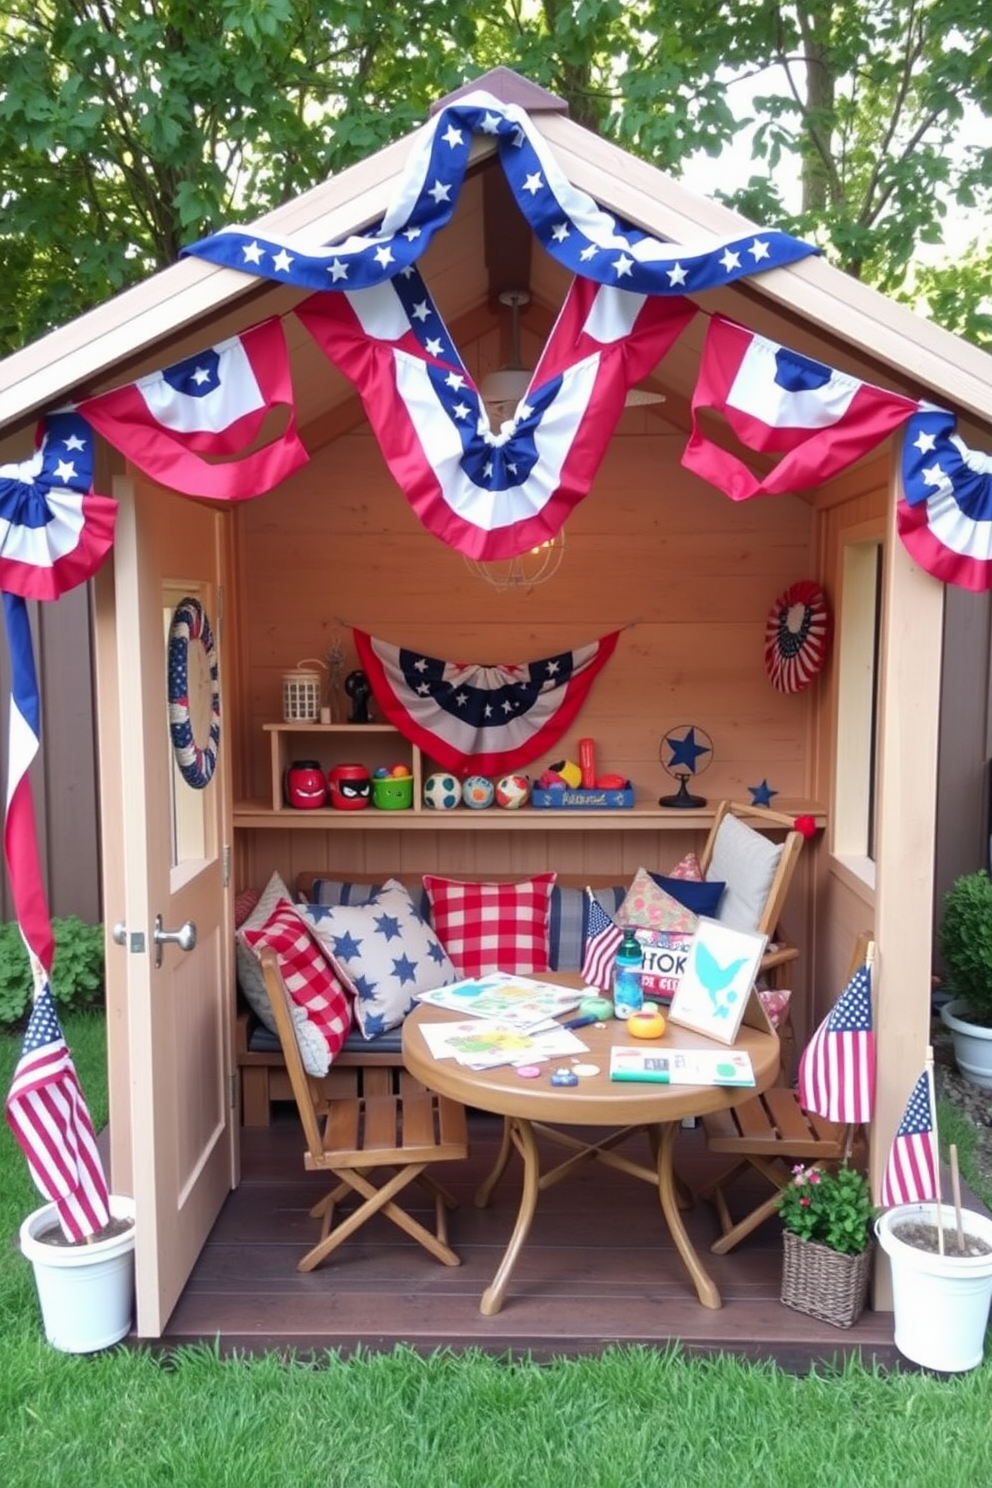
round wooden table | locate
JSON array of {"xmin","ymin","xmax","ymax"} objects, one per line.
[{"xmin": 402, "ymin": 991, "xmax": 780, "ymax": 1315}]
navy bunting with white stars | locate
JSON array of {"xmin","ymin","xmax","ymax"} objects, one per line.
[
  {"xmin": 182, "ymin": 91, "xmax": 818, "ymax": 296},
  {"xmin": 353, "ymin": 626, "xmax": 619, "ymax": 776}
]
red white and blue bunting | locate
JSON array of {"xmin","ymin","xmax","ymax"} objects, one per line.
[
  {"xmin": 77, "ymin": 318, "xmax": 308, "ymax": 501},
  {"xmin": 353, "ymin": 627, "xmax": 619, "ymax": 776},
  {"xmin": 181, "ymin": 92, "xmax": 818, "ymax": 297},
  {"xmin": 898, "ymin": 406, "xmax": 992, "ymax": 593},
  {"xmin": 682, "ymin": 316, "xmax": 919, "ymax": 500},
  {"xmin": 298, "ymin": 271, "xmax": 696, "ymax": 558},
  {"xmin": 0, "ymin": 413, "xmax": 117, "ymax": 601}
]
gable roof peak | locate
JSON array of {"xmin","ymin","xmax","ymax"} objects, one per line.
[{"xmin": 429, "ymin": 67, "xmax": 568, "ymax": 117}]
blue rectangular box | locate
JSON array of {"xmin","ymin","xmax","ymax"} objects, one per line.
[{"xmin": 530, "ymin": 784, "xmax": 635, "ymax": 810}]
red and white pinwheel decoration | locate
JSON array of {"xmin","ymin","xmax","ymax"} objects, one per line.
[{"xmin": 764, "ymin": 580, "xmax": 831, "ymax": 693}]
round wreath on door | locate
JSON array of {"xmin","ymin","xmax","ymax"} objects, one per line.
[
  {"xmin": 167, "ymin": 596, "xmax": 221, "ymax": 789},
  {"xmin": 764, "ymin": 580, "xmax": 832, "ymax": 694}
]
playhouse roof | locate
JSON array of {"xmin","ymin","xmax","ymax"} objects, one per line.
[{"xmin": 2, "ymin": 67, "xmax": 992, "ymax": 460}]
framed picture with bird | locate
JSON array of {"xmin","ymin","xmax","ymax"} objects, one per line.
[{"xmin": 667, "ymin": 918, "xmax": 768, "ymax": 1044}]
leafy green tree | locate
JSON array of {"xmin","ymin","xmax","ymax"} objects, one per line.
[{"xmin": 0, "ymin": 0, "xmax": 989, "ymax": 353}]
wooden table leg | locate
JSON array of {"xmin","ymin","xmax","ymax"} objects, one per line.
[
  {"xmin": 474, "ymin": 1115, "xmax": 513, "ymax": 1209},
  {"xmin": 480, "ymin": 1117, "xmax": 541, "ymax": 1317},
  {"xmin": 656, "ymin": 1121, "xmax": 722, "ymax": 1310}
]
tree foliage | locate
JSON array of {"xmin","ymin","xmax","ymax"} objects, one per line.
[{"xmin": 0, "ymin": 0, "xmax": 989, "ymax": 354}]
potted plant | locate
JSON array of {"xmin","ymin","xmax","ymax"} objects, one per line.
[
  {"xmin": 876, "ymin": 1201, "xmax": 992, "ymax": 1372},
  {"xmin": 937, "ymin": 869, "xmax": 992, "ymax": 1087},
  {"xmin": 19, "ymin": 1197, "xmax": 136, "ymax": 1353},
  {"xmin": 778, "ymin": 1162, "xmax": 875, "ymax": 1328}
]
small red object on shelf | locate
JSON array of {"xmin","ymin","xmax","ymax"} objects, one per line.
[{"xmin": 578, "ymin": 737, "xmax": 597, "ymax": 788}]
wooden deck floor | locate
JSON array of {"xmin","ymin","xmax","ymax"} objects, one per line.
[{"xmin": 162, "ymin": 1111, "xmax": 902, "ymax": 1369}]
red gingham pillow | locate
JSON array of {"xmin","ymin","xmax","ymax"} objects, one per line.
[
  {"xmin": 422, "ymin": 873, "xmax": 556, "ymax": 978},
  {"xmin": 241, "ymin": 900, "xmax": 352, "ymax": 1061}
]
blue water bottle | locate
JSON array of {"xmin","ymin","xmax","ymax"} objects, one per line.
[{"xmin": 613, "ymin": 931, "xmax": 644, "ymax": 1019}]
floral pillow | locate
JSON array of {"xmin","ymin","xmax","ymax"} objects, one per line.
[
  {"xmin": 618, "ymin": 866, "xmax": 699, "ymax": 934},
  {"xmin": 298, "ymin": 879, "xmax": 458, "ymax": 1039},
  {"xmin": 667, "ymin": 851, "xmax": 704, "ymax": 881},
  {"xmin": 240, "ymin": 899, "xmax": 352, "ymax": 1076},
  {"xmin": 422, "ymin": 872, "xmax": 556, "ymax": 980}
]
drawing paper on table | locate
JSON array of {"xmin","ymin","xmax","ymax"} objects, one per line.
[
  {"xmin": 419, "ymin": 1018, "xmax": 590, "ymax": 1070},
  {"xmin": 415, "ymin": 973, "xmax": 583, "ymax": 1027}
]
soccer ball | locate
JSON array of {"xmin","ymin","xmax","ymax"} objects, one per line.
[
  {"xmin": 423, "ymin": 772, "xmax": 462, "ymax": 810},
  {"xmin": 462, "ymin": 775, "xmax": 495, "ymax": 809},
  {"xmin": 495, "ymin": 773, "xmax": 530, "ymax": 809}
]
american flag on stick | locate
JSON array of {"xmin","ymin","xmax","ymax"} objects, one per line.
[
  {"xmin": 2, "ymin": 591, "xmax": 110, "ymax": 1240},
  {"xmin": 580, "ymin": 891, "xmax": 623, "ymax": 992},
  {"xmin": 880, "ymin": 1070, "xmax": 939, "ymax": 1208},
  {"xmin": 798, "ymin": 953, "xmax": 875, "ymax": 1123}
]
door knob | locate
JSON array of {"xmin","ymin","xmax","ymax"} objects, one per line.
[{"xmin": 153, "ymin": 914, "xmax": 197, "ymax": 968}]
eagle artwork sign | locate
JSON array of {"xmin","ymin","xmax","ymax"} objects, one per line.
[{"xmin": 667, "ymin": 918, "xmax": 769, "ymax": 1044}]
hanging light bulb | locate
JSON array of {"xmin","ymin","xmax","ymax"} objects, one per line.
[
  {"xmin": 463, "ymin": 529, "xmax": 566, "ymax": 592},
  {"xmin": 479, "ymin": 288, "xmax": 667, "ymax": 414}
]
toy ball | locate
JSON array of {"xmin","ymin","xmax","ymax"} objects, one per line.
[
  {"xmin": 390, "ymin": 763, "xmax": 411, "ymax": 778},
  {"xmin": 373, "ymin": 766, "xmax": 391, "ymax": 779},
  {"xmin": 462, "ymin": 774, "xmax": 496, "ymax": 809},
  {"xmin": 627, "ymin": 1008, "xmax": 666, "ymax": 1040},
  {"xmin": 423, "ymin": 772, "xmax": 462, "ymax": 810},
  {"xmin": 495, "ymin": 773, "xmax": 530, "ymax": 809}
]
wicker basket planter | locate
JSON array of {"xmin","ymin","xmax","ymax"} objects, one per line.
[{"xmin": 780, "ymin": 1231, "xmax": 873, "ymax": 1329}]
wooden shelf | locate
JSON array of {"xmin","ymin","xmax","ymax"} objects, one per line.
[{"xmin": 234, "ymin": 796, "xmax": 827, "ymax": 832}]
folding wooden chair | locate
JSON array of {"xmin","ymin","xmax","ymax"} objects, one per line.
[
  {"xmin": 697, "ymin": 932, "xmax": 872, "ymax": 1255},
  {"xmin": 260, "ymin": 947, "xmax": 469, "ymax": 1272}
]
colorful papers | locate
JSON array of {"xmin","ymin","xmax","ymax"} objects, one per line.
[
  {"xmin": 609, "ymin": 1045, "xmax": 755, "ymax": 1086},
  {"xmin": 415, "ymin": 973, "xmax": 583, "ymax": 1029},
  {"xmin": 418, "ymin": 1018, "xmax": 590, "ymax": 1070}
]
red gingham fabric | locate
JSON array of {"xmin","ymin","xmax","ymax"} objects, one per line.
[
  {"xmin": 241, "ymin": 900, "xmax": 352, "ymax": 1058},
  {"xmin": 422, "ymin": 873, "xmax": 556, "ymax": 978}
]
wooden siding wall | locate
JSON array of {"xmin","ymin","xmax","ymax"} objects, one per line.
[
  {"xmin": 0, "ymin": 585, "xmax": 102, "ymax": 924},
  {"xmin": 232, "ymin": 380, "xmax": 817, "ymax": 909}
]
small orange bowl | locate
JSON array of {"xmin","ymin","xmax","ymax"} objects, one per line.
[{"xmin": 626, "ymin": 1008, "xmax": 666, "ymax": 1039}]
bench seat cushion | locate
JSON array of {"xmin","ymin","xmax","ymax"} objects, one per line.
[{"xmin": 248, "ymin": 1020, "xmax": 405, "ymax": 1058}]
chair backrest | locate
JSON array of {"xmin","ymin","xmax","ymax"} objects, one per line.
[
  {"xmin": 258, "ymin": 946, "xmax": 327, "ymax": 1156},
  {"xmin": 699, "ymin": 800, "xmax": 805, "ymax": 939}
]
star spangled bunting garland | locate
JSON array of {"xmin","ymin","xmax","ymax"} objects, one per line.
[
  {"xmin": 0, "ymin": 412, "xmax": 117, "ymax": 600},
  {"xmin": 682, "ymin": 316, "xmax": 920, "ymax": 501},
  {"xmin": 181, "ymin": 91, "xmax": 817, "ymax": 297},
  {"xmin": 898, "ymin": 406, "xmax": 992, "ymax": 593},
  {"xmin": 297, "ymin": 268, "xmax": 695, "ymax": 558},
  {"xmin": 353, "ymin": 627, "xmax": 619, "ymax": 776},
  {"xmin": 2, "ymin": 593, "xmax": 55, "ymax": 973},
  {"xmin": 77, "ymin": 318, "xmax": 309, "ymax": 501}
]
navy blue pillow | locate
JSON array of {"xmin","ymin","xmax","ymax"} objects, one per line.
[{"xmin": 648, "ymin": 872, "xmax": 726, "ymax": 918}]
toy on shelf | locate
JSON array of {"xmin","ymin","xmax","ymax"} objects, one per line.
[
  {"xmin": 462, "ymin": 775, "xmax": 496, "ymax": 809},
  {"xmin": 328, "ymin": 762, "xmax": 371, "ymax": 810},
  {"xmin": 285, "ymin": 760, "xmax": 327, "ymax": 810},
  {"xmin": 423, "ymin": 772, "xmax": 462, "ymax": 809},
  {"xmin": 495, "ymin": 774, "xmax": 530, "ymax": 809}
]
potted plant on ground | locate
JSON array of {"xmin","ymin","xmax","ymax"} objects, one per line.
[
  {"xmin": 937, "ymin": 868, "xmax": 992, "ymax": 1088},
  {"xmin": 778, "ymin": 1161, "xmax": 875, "ymax": 1329}
]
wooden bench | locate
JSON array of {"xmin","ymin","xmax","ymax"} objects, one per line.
[{"xmin": 235, "ymin": 867, "xmax": 798, "ymax": 1125}]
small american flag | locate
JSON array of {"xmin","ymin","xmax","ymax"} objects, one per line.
[
  {"xmin": 580, "ymin": 891, "xmax": 623, "ymax": 992},
  {"xmin": 880, "ymin": 1071, "xmax": 939, "ymax": 1207},
  {"xmin": 798, "ymin": 959, "xmax": 875, "ymax": 1123},
  {"xmin": 5, "ymin": 984, "xmax": 110, "ymax": 1241}
]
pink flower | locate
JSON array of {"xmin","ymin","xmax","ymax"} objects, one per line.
[
  {"xmin": 808, "ymin": 1170, "xmax": 822, "ymax": 1184},
  {"xmin": 800, "ymin": 1196, "xmax": 811, "ymax": 1207}
]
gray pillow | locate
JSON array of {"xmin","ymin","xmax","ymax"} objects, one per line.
[{"xmin": 705, "ymin": 813, "xmax": 783, "ymax": 933}]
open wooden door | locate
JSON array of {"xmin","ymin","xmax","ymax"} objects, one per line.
[{"xmin": 104, "ymin": 477, "xmax": 236, "ymax": 1337}]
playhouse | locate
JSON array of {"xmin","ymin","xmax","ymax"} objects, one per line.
[{"xmin": 3, "ymin": 69, "xmax": 992, "ymax": 1340}]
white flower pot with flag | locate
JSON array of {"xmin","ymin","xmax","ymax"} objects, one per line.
[
  {"xmin": 19, "ymin": 1195, "xmax": 136, "ymax": 1354},
  {"xmin": 876, "ymin": 1203, "xmax": 992, "ymax": 1372}
]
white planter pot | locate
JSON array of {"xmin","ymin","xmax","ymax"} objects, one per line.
[
  {"xmin": 19, "ymin": 1194, "xmax": 136, "ymax": 1354},
  {"xmin": 876, "ymin": 1202, "xmax": 992, "ymax": 1372},
  {"xmin": 939, "ymin": 998, "xmax": 992, "ymax": 1089}
]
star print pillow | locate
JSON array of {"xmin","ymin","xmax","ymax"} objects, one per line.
[{"xmin": 297, "ymin": 879, "xmax": 458, "ymax": 1039}]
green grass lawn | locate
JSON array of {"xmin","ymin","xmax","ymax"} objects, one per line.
[{"xmin": 2, "ymin": 1016, "xmax": 992, "ymax": 1488}]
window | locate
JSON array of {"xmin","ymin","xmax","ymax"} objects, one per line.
[{"xmin": 834, "ymin": 538, "xmax": 883, "ymax": 872}]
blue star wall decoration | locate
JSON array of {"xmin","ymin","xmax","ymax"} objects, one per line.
[{"xmin": 748, "ymin": 778, "xmax": 778, "ymax": 807}]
